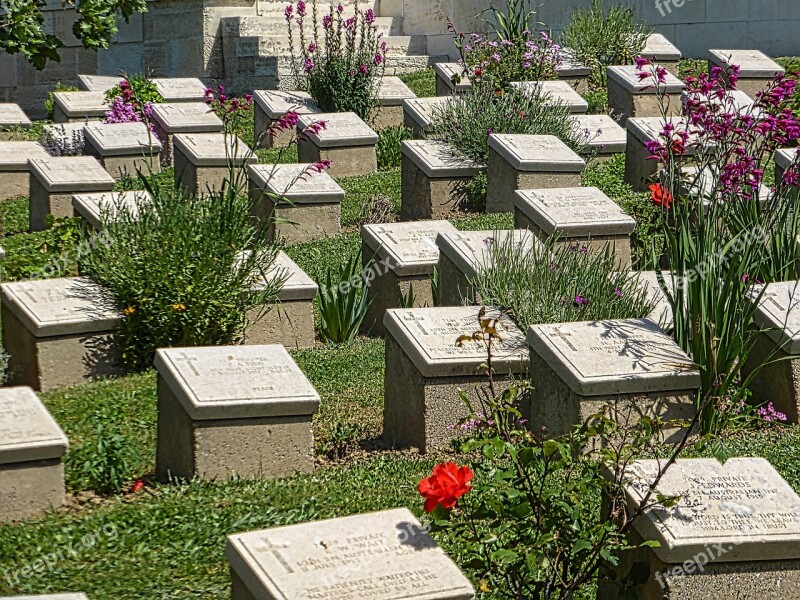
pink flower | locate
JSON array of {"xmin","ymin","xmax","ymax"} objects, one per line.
[
  {"xmin": 284, "ymin": 4, "xmax": 293, "ymax": 21},
  {"xmin": 758, "ymin": 402, "xmax": 788, "ymax": 423},
  {"xmin": 322, "ymin": 14, "xmax": 332, "ymax": 27},
  {"xmin": 358, "ymin": 64, "xmax": 369, "ymax": 75},
  {"xmin": 311, "ymin": 159, "xmax": 332, "ymax": 173},
  {"xmin": 336, "ymin": 2, "xmax": 344, "ymax": 13},
  {"xmin": 374, "ymin": 52, "xmax": 384, "ymax": 66},
  {"xmin": 364, "ymin": 8, "xmax": 375, "ymax": 24},
  {"xmin": 308, "ymin": 42, "xmax": 317, "ymax": 53},
  {"xmin": 303, "ymin": 58, "xmax": 314, "ymax": 72},
  {"xmin": 297, "ymin": 0, "xmax": 306, "ymax": 17}
]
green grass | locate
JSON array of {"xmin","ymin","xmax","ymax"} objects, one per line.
[
  {"xmin": 338, "ymin": 168, "xmax": 401, "ymax": 227},
  {"xmin": 400, "ymin": 68, "xmax": 437, "ymax": 98}
]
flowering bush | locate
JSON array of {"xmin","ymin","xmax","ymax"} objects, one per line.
[
  {"xmin": 637, "ymin": 57, "xmax": 800, "ymax": 432},
  {"xmin": 39, "ymin": 124, "xmax": 85, "ymax": 156},
  {"xmin": 104, "ymin": 74, "xmax": 162, "ymax": 126},
  {"xmin": 286, "ymin": 0, "xmax": 387, "ymax": 121},
  {"xmin": 204, "ymin": 85, "xmax": 254, "ymax": 138}
]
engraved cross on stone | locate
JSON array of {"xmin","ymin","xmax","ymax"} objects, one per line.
[
  {"xmin": 403, "ymin": 312, "xmax": 429, "ymax": 335},
  {"xmin": 551, "ymin": 328, "xmax": 578, "ymax": 352},
  {"xmin": 766, "ymin": 293, "xmax": 787, "ymax": 314},
  {"xmin": 259, "ymin": 537, "xmax": 294, "ymax": 574},
  {"xmin": 173, "ymin": 351, "xmax": 200, "ymax": 376},
  {"xmin": 376, "ymin": 226, "xmax": 398, "ymax": 245}
]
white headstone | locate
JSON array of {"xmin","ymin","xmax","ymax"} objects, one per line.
[
  {"xmin": 488, "ymin": 134, "xmax": 585, "ymax": 172},
  {"xmin": 512, "ymin": 80, "xmax": 589, "ymax": 113},
  {"xmin": 29, "ymin": 156, "xmax": 115, "ymax": 192},
  {"xmin": 152, "ymin": 77, "xmax": 208, "ymax": 102},
  {"xmin": 78, "ymin": 74, "xmax": 124, "ymax": 93},
  {"xmin": 708, "ymin": 49, "xmax": 785, "ymax": 78},
  {"xmin": 635, "ymin": 271, "xmax": 674, "ymax": 331},
  {"xmin": 750, "ymin": 281, "xmax": 800, "ymax": 353},
  {"xmin": 528, "ymin": 318, "xmax": 700, "ymax": 395},
  {"xmin": 84, "ymin": 122, "xmax": 163, "ymax": 155},
  {"xmin": 250, "ymin": 164, "xmax": 345, "ymax": 204},
  {"xmin": 150, "ymin": 103, "xmax": 223, "ymax": 133},
  {"xmin": 0, "ymin": 277, "xmax": 119, "ymax": 337},
  {"xmin": 154, "ymin": 345, "xmax": 321, "ymax": 420},
  {"xmin": 433, "ymin": 62, "xmax": 471, "ymax": 92},
  {"xmin": 0, "ymin": 142, "xmax": 50, "ymax": 171},
  {"xmin": 52, "ymin": 91, "xmax": 110, "ymax": 118},
  {"xmin": 775, "ymin": 148, "xmax": 797, "ymax": 172},
  {"xmin": 557, "ymin": 48, "xmax": 592, "ymax": 77},
  {"xmin": 402, "ymin": 96, "xmax": 451, "ymax": 133},
  {"xmin": 362, "ymin": 220, "xmax": 458, "ymax": 276},
  {"xmin": 250, "ymin": 250, "xmax": 318, "ymax": 302},
  {"xmin": 376, "ymin": 76, "xmax": 417, "ymax": 106},
  {"xmin": 297, "ymin": 112, "xmax": 378, "ymax": 148},
  {"xmin": 607, "ymin": 64, "xmax": 684, "ymax": 94},
  {"xmin": 641, "ymin": 33, "xmax": 682, "ymax": 62},
  {"xmin": 569, "ymin": 114, "xmax": 627, "ymax": 154},
  {"xmin": 401, "ymin": 140, "xmax": 481, "ymax": 178},
  {"xmin": 72, "ymin": 190, "xmax": 152, "ymax": 229},
  {"xmin": 436, "ymin": 229, "xmax": 539, "ymax": 279},
  {"xmin": 226, "ymin": 508, "xmax": 475, "ymax": 600},
  {"xmin": 0, "ymin": 103, "xmax": 31, "ymax": 128},
  {"xmin": 173, "ymin": 133, "xmax": 254, "ymax": 166},
  {"xmin": 253, "ymin": 90, "xmax": 321, "ymax": 119},
  {"xmin": 0, "ymin": 386, "xmax": 68, "ymax": 464}
]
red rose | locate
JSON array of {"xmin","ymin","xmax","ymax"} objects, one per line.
[
  {"xmin": 418, "ymin": 462, "xmax": 473, "ymax": 512},
  {"xmin": 649, "ymin": 183, "xmax": 673, "ymax": 209},
  {"xmin": 132, "ymin": 479, "xmax": 145, "ymax": 493}
]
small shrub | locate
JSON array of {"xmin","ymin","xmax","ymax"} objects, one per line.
[
  {"xmin": 560, "ymin": 0, "xmax": 650, "ymax": 88},
  {"xmin": 39, "ymin": 123, "xmax": 86, "ymax": 156},
  {"xmin": 433, "ymin": 84, "xmax": 585, "ymax": 165},
  {"xmin": 316, "ymin": 252, "xmax": 371, "ymax": 344},
  {"xmin": 286, "ymin": 1, "xmax": 387, "ymax": 120},
  {"xmin": 204, "ymin": 84, "xmax": 254, "ymax": 139},
  {"xmin": 376, "ymin": 126, "xmax": 412, "ymax": 170},
  {"xmin": 359, "ymin": 194, "xmax": 396, "ymax": 226},
  {"xmin": 44, "ymin": 82, "xmax": 79, "ymax": 120},
  {"xmin": 104, "ymin": 73, "xmax": 163, "ymax": 107}
]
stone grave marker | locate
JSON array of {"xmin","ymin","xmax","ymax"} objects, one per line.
[
  {"xmin": 0, "ymin": 103, "xmax": 31, "ymax": 139},
  {"xmin": 226, "ymin": 508, "xmax": 475, "ymax": 600},
  {"xmin": 433, "ymin": 62, "xmax": 471, "ymax": 96},
  {"xmin": 709, "ymin": 49, "xmax": 785, "ymax": 98},
  {"xmin": 556, "ymin": 48, "xmax": 592, "ymax": 94},
  {"xmin": 244, "ymin": 250, "xmax": 318, "ymax": 349},
  {"xmin": 296, "ymin": 112, "xmax": 379, "ymax": 177},
  {"xmin": 83, "ymin": 121, "xmax": 162, "ymax": 179},
  {"xmin": 400, "ymin": 139, "xmax": 482, "ymax": 220},
  {"xmin": 152, "ymin": 77, "xmax": 208, "ymax": 103},
  {"xmin": 155, "ymin": 344, "xmax": 320, "ymax": 480},
  {"xmin": 361, "ymin": 220, "xmax": 458, "ymax": 335},
  {"xmin": 72, "ymin": 190, "xmax": 152, "ymax": 230},
  {"xmin": 403, "ymin": 96, "xmax": 451, "ymax": 138},
  {"xmin": 635, "ymin": 271, "xmax": 674, "ymax": 332},
  {"xmin": 149, "ymin": 102, "xmax": 224, "ymax": 163},
  {"xmin": 599, "ymin": 457, "xmax": 800, "ymax": 599},
  {"xmin": 0, "ymin": 141, "xmax": 50, "ymax": 201},
  {"xmin": 625, "ymin": 116, "xmax": 696, "ymax": 191},
  {"xmin": 373, "ymin": 76, "xmax": 417, "ymax": 129},
  {"xmin": 384, "ymin": 306, "xmax": 528, "ymax": 452},
  {"xmin": 249, "ymin": 163, "xmax": 344, "ymax": 244},
  {"xmin": 527, "ymin": 318, "xmax": 699, "ymax": 439},
  {"xmin": 173, "ymin": 132, "xmax": 255, "ymax": 196},
  {"xmin": 512, "ymin": 80, "xmax": 589, "ymax": 113},
  {"xmin": 1, "ymin": 277, "xmax": 122, "ymax": 391},
  {"xmin": 641, "ymin": 33, "xmax": 682, "ymax": 76},
  {"xmin": 486, "ymin": 134, "xmax": 585, "ymax": 213},
  {"xmin": 436, "ymin": 229, "xmax": 538, "ymax": 306},
  {"xmin": 78, "ymin": 74, "xmax": 123, "ymax": 93},
  {"xmin": 607, "ymin": 64, "xmax": 684, "ymax": 125},
  {"xmin": 253, "ymin": 90, "xmax": 321, "ymax": 149},
  {"xmin": 28, "ymin": 156, "xmax": 115, "ymax": 231},
  {"xmin": 569, "ymin": 113, "xmax": 627, "ymax": 166},
  {"xmin": 513, "ymin": 187, "xmax": 636, "ymax": 268},
  {"xmin": 0, "ymin": 386, "xmax": 68, "ymax": 523},
  {"xmin": 52, "ymin": 91, "xmax": 110, "ymax": 124}
]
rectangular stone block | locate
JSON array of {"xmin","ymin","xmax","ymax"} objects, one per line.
[
  {"xmin": 244, "ymin": 251, "xmax": 318, "ymax": 350},
  {"xmin": 226, "ymin": 508, "xmax": 475, "ymax": 600},
  {"xmin": 403, "ymin": 96, "xmax": 451, "ymax": 138},
  {"xmin": 296, "ymin": 112, "xmax": 378, "ymax": 178},
  {"xmin": 512, "ymin": 80, "xmax": 589, "ymax": 114},
  {"xmin": 83, "ymin": 122, "xmax": 163, "ymax": 180},
  {"xmin": 29, "ymin": 156, "xmax": 116, "ymax": 230},
  {"xmin": 486, "ymin": 134, "xmax": 585, "ymax": 213},
  {"xmin": 173, "ymin": 133, "xmax": 255, "ymax": 196},
  {"xmin": 0, "ymin": 141, "xmax": 50, "ymax": 201},
  {"xmin": 625, "ymin": 117, "xmax": 695, "ymax": 191},
  {"xmin": 514, "ymin": 186, "xmax": 636, "ymax": 269},
  {"xmin": 253, "ymin": 90, "xmax": 320, "ymax": 149},
  {"xmin": 569, "ymin": 114, "xmax": 627, "ymax": 166},
  {"xmin": 607, "ymin": 65, "xmax": 684, "ymax": 125},
  {"xmin": 72, "ymin": 190, "xmax": 152, "ymax": 230},
  {"xmin": 149, "ymin": 103, "xmax": 224, "ymax": 163},
  {"xmin": 0, "ymin": 103, "xmax": 32, "ymax": 130},
  {"xmin": 52, "ymin": 91, "xmax": 110, "ymax": 124},
  {"xmin": 78, "ymin": 74, "xmax": 123, "ymax": 93},
  {"xmin": 400, "ymin": 140, "xmax": 482, "ymax": 220},
  {"xmin": 361, "ymin": 220, "xmax": 457, "ymax": 335},
  {"xmin": 1, "ymin": 277, "xmax": 122, "ymax": 391},
  {"xmin": 775, "ymin": 148, "xmax": 797, "ymax": 189},
  {"xmin": 557, "ymin": 48, "xmax": 592, "ymax": 94},
  {"xmin": 527, "ymin": 318, "xmax": 699, "ymax": 440},
  {"xmin": 155, "ymin": 344, "xmax": 320, "ymax": 480},
  {"xmin": 249, "ymin": 163, "xmax": 344, "ymax": 244},
  {"xmin": 383, "ymin": 306, "xmax": 528, "ymax": 452},
  {"xmin": 373, "ymin": 76, "xmax": 417, "ymax": 129},
  {"xmin": 600, "ymin": 458, "xmax": 800, "ymax": 599},
  {"xmin": 152, "ymin": 77, "xmax": 208, "ymax": 102},
  {"xmin": 641, "ymin": 33, "xmax": 681, "ymax": 76},
  {"xmin": 709, "ymin": 49, "xmax": 785, "ymax": 97},
  {"xmin": 433, "ymin": 62, "xmax": 471, "ymax": 96},
  {"xmin": 0, "ymin": 386, "xmax": 68, "ymax": 523}
]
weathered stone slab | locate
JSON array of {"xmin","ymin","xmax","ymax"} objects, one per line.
[
  {"xmin": 361, "ymin": 220, "xmax": 457, "ymax": 335},
  {"xmin": 226, "ymin": 508, "xmax": 475, "ymax": 600},
  {"xmin": 433, "ymin": 62, "xmax": 471, "ymax": 96},
  {"xmin": 173, "ymin": 133, "xmax": 255, "ymax": 196},
  {"xmin": 0, "ymin": 141, "xmax": 50, "ymax": 201},
  {"xmin": 557, "ymin": 48, "xmax": 592, "ymax": 94},
  {"xmin": 600, "ymin": 457, "xmax": 800, "ymax": 599},
  {"xmin": 569, "ymin": 114, "xmax": 627, "ymax": 165},
  {"xmin": 709, "ymin": 49, "xmax": 785, "ymax": 97},
  {"xmin": 514, "ymin": 187, "xmax": 635, "ymax": 268},
  {"xmin": 29, "ymin": 156, "xmax": 115, "ymax": 230},
  {"xmin": 625, "ymin": 116, "xmax": 693, "ymax": 191},
  {"xmin": 52, "ymin": 91, "xmax": 110, "ymax": 123},
  {"xmin": 0, "ymin": 103, "xmax": 31, "ymax": 131},
  {"xmin": 403, "ymin": 96, "xmax": 450, "ymax": 138},
  {"xmin": 512, "ymin": 80, "xmax": 589, "ymax": 113},
  {"xmin": 72, "ymin": 190, "xmax": 152, "ymax": 230},
  {"xmin": 384, "ymin": 306, "xmax": 527, "ymax": 451},
  {"xmin": 1, "ymin": 277, "xmax": 122, "ymax": 391},
  {"xmin": 607, "ymin": 65, "xmax": 684, "ymax": 125},
  {"xmin": 83, "ymin": 121, "xmax": 162, "ymax": 179},
  {"xmin": 641, "ymin": 33, "xmax": 682, "ymax": 76},
  {"xmin": 436, "ymin": 229, "xmax": 538, "ymax": 306},
  {"xmin": 149, "ymin": 103, "xmax": 224, "ymax": 162},
  {"xmin": 244, "ymin": 250, "xmax": 318, "ymax": 349},
  {"xmin": 78, "ymin": 74, "xmax": 123, "ymax": 93},
  {"xmin": 249, "ymin": 163, "xmax": 344, "ymax": 244},
  {"xmin": 487, "ymin": 134, "xmax": 585, "ymax": 213},
  {"xmin": 373, "ymin": 76, "xmax": 417, "ymax": 129},
  {"xmin": 296, "ymin": 112, "xmax": 378, "ymax": 177},
  {"xmin": 635, "ymin": 271, "xmax": 674, "ymax": 331},
  {"xmin": 155, "ymin": 344, "xmax": 320, "ymax": 480},
  {"xmin": 152, "ymin": 77, "xmax": 208, "ymax": 103},
  {"xmin": 253, "ymin": 90, "xmax": 321, "ymax": 149},
  {"xmin": 401, "ymin": 140, "xmax": 482, "ymax": 220}
]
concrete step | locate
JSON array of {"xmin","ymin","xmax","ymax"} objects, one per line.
[
  {"xmin": 238, "ymin": 32, "xmax": 426, "ymax": 58},
  {"xmin": 237, "ymin": 14, "xmax": 402, "ymax": 37}
]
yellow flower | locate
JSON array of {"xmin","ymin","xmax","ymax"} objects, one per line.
[
  {"xmin": 479, "ymin": 580, "xmax": 490, "ymax": 593},
  {"xmin": 172, "ymin": 303, "xmax": 187, "ymax": 312},
  {"xmin": 123, "ymin": 306, "xmax": 136, "ymax": 316}
]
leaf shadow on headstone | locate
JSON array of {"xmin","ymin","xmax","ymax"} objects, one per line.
[
  {"xmin": 68, "ymin": 282, "xmax": 125, "ymax": 379},
  {"xmin": 395, "ymin": 522, "xmax": 438, "ymax": 550}
]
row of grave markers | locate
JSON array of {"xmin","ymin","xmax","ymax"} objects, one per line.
[{"xmin": 3, "ymin": 36, "xmax": 800, "ymax": 600}]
